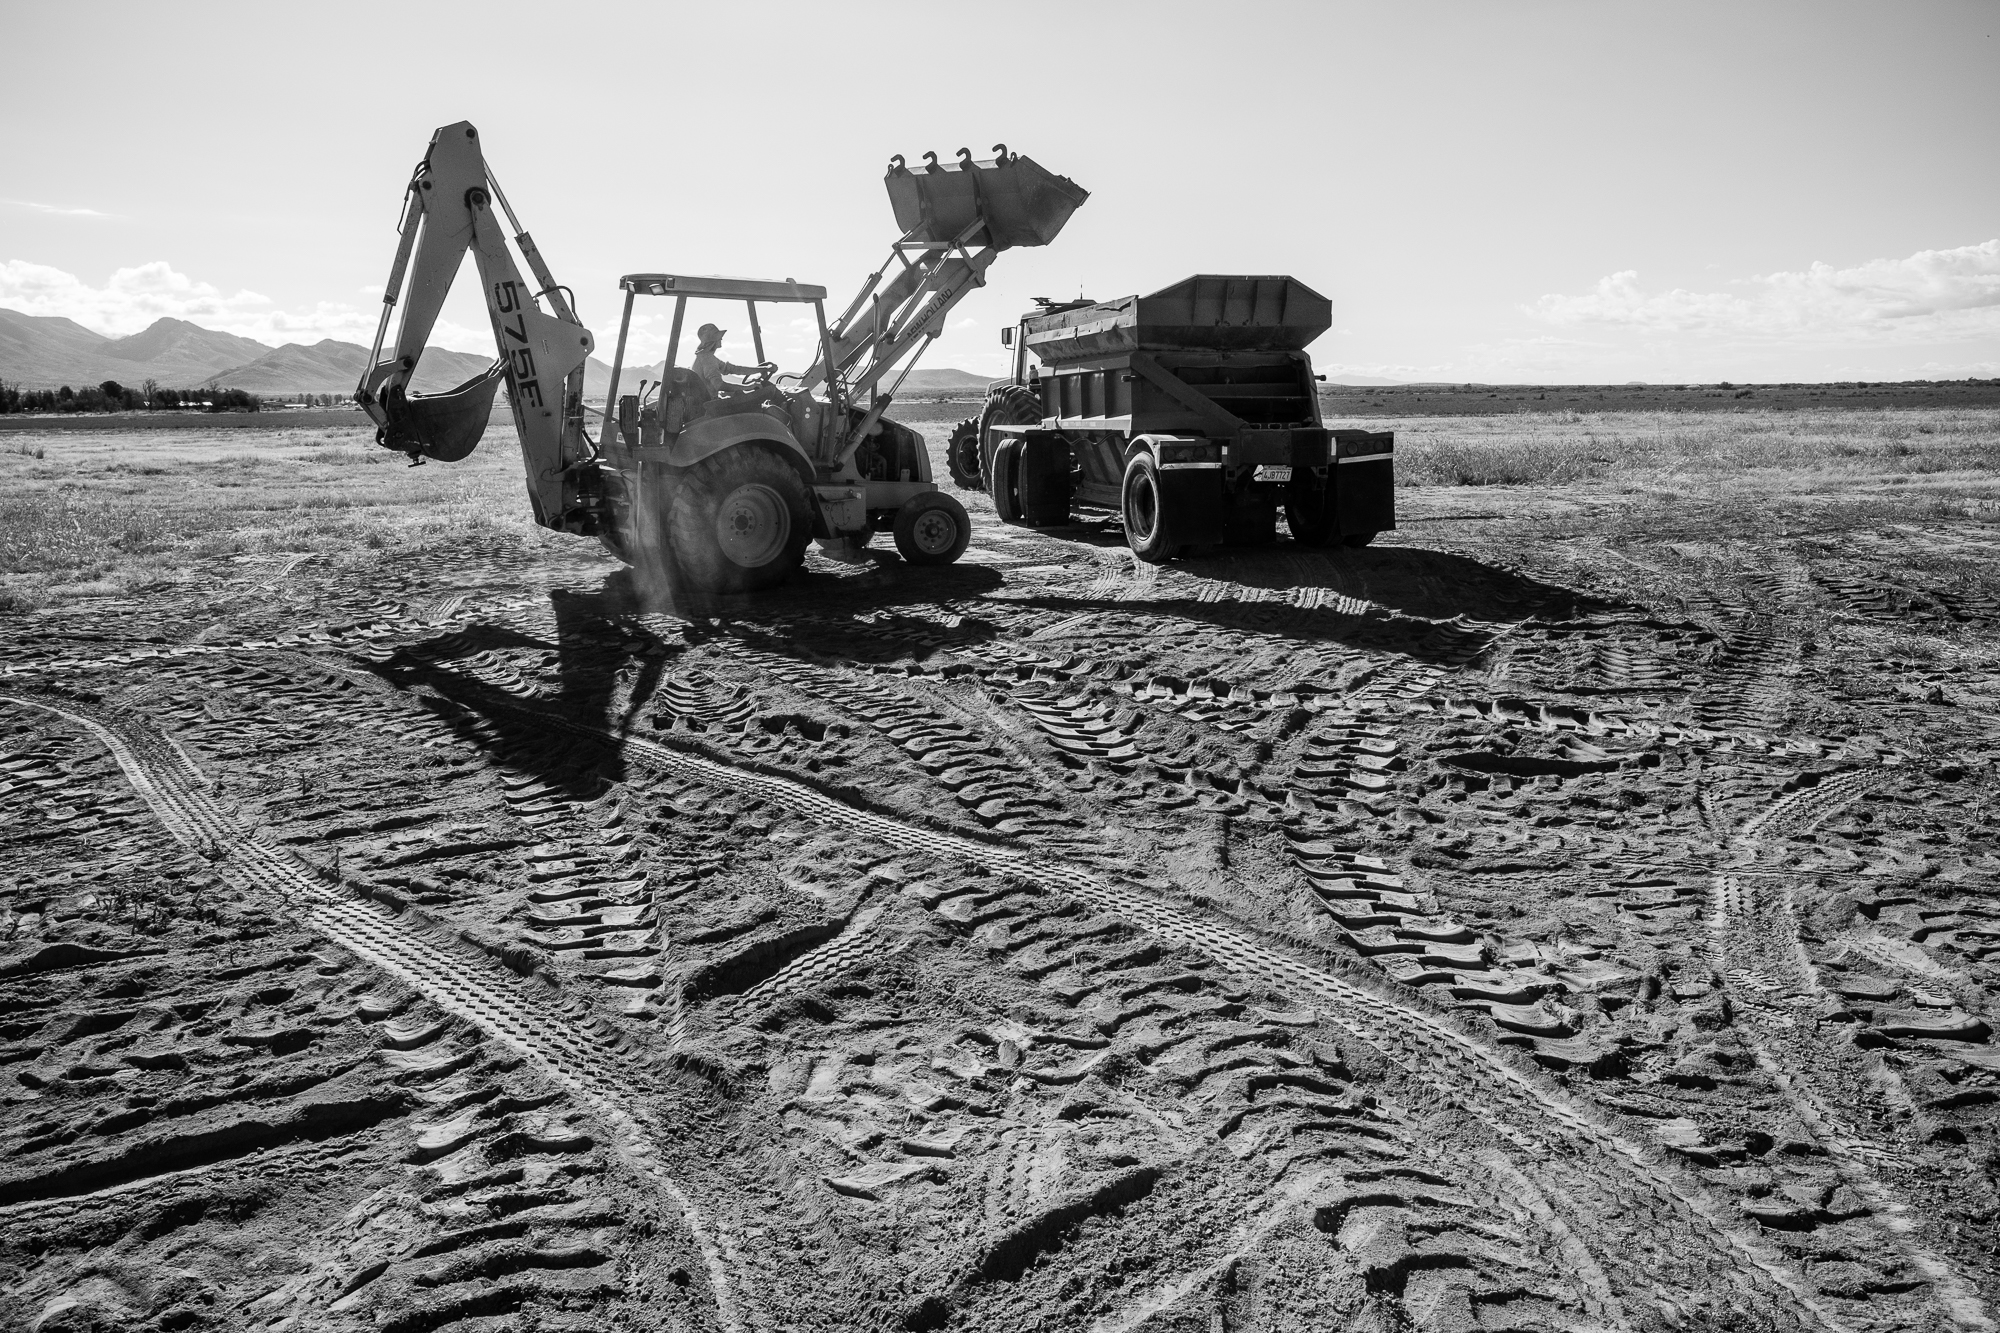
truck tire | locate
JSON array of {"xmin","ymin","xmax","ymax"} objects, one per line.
[
  {"xmin": 893, "ymin": 491, "xmax": 972, "ymax": 566},
  {"xmin": 665, "ymin": 444, "xmax": 812, "ymax": 594},
  {"xmin": 991, "ymin": 438, "xmax": 1025, "ymax": 524},
  {"xmin": 1284, "ymin": 473, "xmax": 1338, "ymax": 547},
  {"xmin": 946, "ymin": 416, "xmax": 984, "ymax": 490},
  {"xmin": 1121, "ymin": 451, "xmax": 1183, "ymax": 564},
  {"xmin": 1341, "ymin": 531, "xmax": 1376, "ymax": 549},
  {"xmin": 977, "ymin": 385, "xmax": 1041, "ymax": 491}
]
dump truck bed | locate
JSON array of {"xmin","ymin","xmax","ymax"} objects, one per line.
[{"xmin": 1023, "ymin": 275, "xmax": 1332, "ymax": 364}]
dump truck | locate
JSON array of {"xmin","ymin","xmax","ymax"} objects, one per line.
[
  {"xmin": 355, "ymin": 125, "xmax": 1086, "ymax": 592},
  {"xmin": 946, "ymin": 275, "xmax": 1394, "ymax": 562}
]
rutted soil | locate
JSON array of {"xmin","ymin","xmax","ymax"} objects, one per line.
[{"xmin": 5, "ymin": 443, "xmax": 2000, "ymax": 1333}]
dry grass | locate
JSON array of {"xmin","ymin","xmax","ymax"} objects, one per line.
[
  {"xmin": 1390, "ymin": 408, "xmax": 2000, "ymax": 493},
  {"xmin": 0, "ymin": 423, "xmax": 545, "ymax": 610}
]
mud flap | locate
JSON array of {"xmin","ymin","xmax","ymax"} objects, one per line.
[
  {"xmin": 1017, "ymin": 435, "xmax": 1072, "ymax": 526},
  {"xmin": 1336, "ymin": 458, "xmax": 1396, "ymax": 537},
  {"xmin": 1160, "ymin": 468, "xmax": 1226, "ymax": 547}
]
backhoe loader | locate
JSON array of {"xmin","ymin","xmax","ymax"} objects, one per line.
[{"xmin": 355, "ymin": 122, "xmax": 1086, "ymax": 593}]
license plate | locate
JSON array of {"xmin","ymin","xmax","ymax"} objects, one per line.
[{"xmin": 1254, "ymin": 465, "xmax": 1292, "ymax": 483}]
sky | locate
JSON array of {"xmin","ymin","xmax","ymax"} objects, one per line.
[{"xmin": 2, "ymin": 0, "xmax": 1996, "ymax": 384}]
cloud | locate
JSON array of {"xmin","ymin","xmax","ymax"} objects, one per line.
[
  {"xmin": 1530, "ymin": 240, "xmax": 2000, "ymax": 341},
  {"xmin": 5, "ymin": 199, "xmax": 113, "ymax": 219},
  {"xmin": 0, "ymin": 259, "xmax": 381, "ymax": 346},
  {"xmin": 426, "ymin": 319, "xmax": 497, "ymax": 356}
]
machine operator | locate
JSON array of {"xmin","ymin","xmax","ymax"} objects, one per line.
[{"xmin": 692, "ymin": 323, "xmax": 763, "ymax": 397}]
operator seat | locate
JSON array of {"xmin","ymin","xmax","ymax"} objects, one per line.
[{"xmin": 658, "ymin": 367, "xmax": 712, "ymax": 432}]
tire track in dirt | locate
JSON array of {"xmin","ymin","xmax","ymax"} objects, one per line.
[
  {"xmin": 199, "ymin": 644, "xmax": 1816, "ymax": 1320},
  {"xmin": 748, "ymin": 870, "xmax": 1616, "ymax": 1328},
  {"xmin": 23, "ymin": 540, "xmax": 1944, "ymax": 1320},
  {"xmin": 1687, "ymin": 564, "xmax": 1813, "ymax": 735},
  {"xmin": 0, "ymin": 693, "xmax": 746, "ymax": 1333},
  {"xmin": 419, "ymin": 682, "xmax": 1859, "ymax": 1329},
  {"xmin": 730, "ymin": 642, "xmax": 1089, "ymax": 844},
  {"xmin": 742, "ymin": 620, "xmax": 1651, "ymax": 1086},
  {"xmin": 179, "ymin": 645, "xmax": 820, "ymax": 1032},
  {"xmin": 948, "ymin": 892, "xmax": 1624, "ymax": 1328},
  {"xmin": 1708, "ymin": 768, "xmax": 1997, "ymax": 1332}
]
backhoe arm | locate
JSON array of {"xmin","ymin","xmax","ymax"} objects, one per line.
[{"xmin": 355, "ymin": 121, "xmax": 598, "ymax": 531}]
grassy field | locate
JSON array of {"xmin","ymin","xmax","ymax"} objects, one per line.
[
  {"xmin": 0, "ymin": 408, "xmax": 1996, "ymax": 613},
  {"xmin": 1387, "ymin": 408, "xmax": 2000, "ymax": 501},
  {"xmin": 0, "ymin": 423, "xmax": 544, "ymax": 611}
]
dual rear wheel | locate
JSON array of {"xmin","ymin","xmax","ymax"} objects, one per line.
[{"xmin": 1122, "ymin": 453, "xmax": 1377, "ymax": 563}]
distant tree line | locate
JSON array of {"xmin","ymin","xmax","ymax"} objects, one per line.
[{"xmin": 0, "ymin": 378, "xmax": 261, "ymax": 414}]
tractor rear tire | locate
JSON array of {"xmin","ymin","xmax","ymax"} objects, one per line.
[
  {"xmin": 1121, "ymin": 452, "xmax": 1183, "ymax": 564},
  {"xmin": 1341, "ymin": 531, "xmax": 1377, "ymax": 549},
  {"xmin": 946, "ymin": 417, "xmax": 984, "ymax": 490},
  {"xmin": 977, "ymin": 385, "xmax": 1042, "ymax": 491},
  {"xmin": 665, "ymin": 444, "xmax": 812, "ymax": 594},
  {"xmin": 893, "ymin": 491, "xmax": 972, "ymax": 566}
]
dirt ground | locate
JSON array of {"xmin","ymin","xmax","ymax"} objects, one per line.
[{"xmin": 3, "ymin": 406, "xmax": 2000, "ymax": 1333}]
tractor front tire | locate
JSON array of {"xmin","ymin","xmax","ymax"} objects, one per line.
[
  {"xmin": 665, "ymin": 445, "xmax": 812, "ymax": 594},
  {"xmin": 946, "ymin": 417, "xmax": 984, "ymax": 491},
  {"xmin": 893, "ymin": 491, "xmax": 972, "ymax": 566},
  {"xmin": 1121, "ymin": 452, "xmax": 1183, "ymax": 564}
]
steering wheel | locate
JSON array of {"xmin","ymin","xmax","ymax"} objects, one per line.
[{"xmin": 740, "ymin": 362, "xmax": 779, "ymax": 385}]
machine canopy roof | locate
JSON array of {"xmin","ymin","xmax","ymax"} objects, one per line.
[{"xmin": 620, "ymin": 275, "xmax": 829, "ymax": 302}]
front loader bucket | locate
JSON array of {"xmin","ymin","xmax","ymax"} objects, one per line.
[
  {"xmin": 886, "ymin": 151, "xmax": 1087, "ymax": 251},
  {"xmin": 378, "ymin": 361, "xmax": 505, "ymax": 462}
]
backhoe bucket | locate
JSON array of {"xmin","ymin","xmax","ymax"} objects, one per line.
[
  {"xmin": 378, "ymin": 362, "xmax": 506, "ymax": 462},
  {"xmin": 886, "ymin": 152, "xmax": 1087, "ymax": 251}
]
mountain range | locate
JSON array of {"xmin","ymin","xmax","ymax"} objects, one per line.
[
  {"xmin": 0, "ymin": 309, "xmax": 999, "ymax": 400},
  {"xmin": 2, "ymin": 309, "xmax": 504, "ymax": 397}
]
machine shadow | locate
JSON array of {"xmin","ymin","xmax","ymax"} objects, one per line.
[
  {"xmin": 356, "ymin": 537, "xmax": 1619, "ymax": 799},
  {"xmin": 359, "ymin": 562, "xmax": 1011, "ymax": 795},
  {"xmin": 1012, "ymin": 522, "xmax": 1624, "ymax": 625},
  {"xmin": 366, "ymin": 577, "xmax": 681, "ymax": 797}
]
